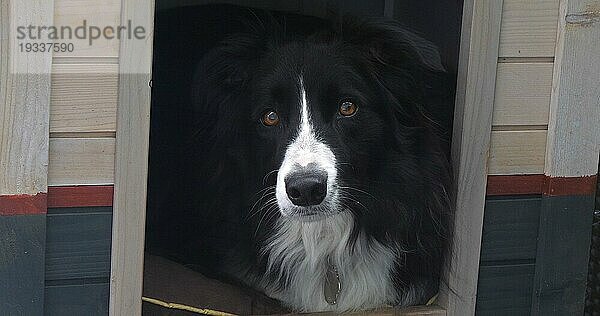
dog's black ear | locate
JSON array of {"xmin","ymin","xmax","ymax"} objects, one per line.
[{"xmin": 338, "ymin": 18, "xmax": 445, "ymax": 73}]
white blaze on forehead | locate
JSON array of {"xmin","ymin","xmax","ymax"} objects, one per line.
[{"xmin": 275, "ymin": 76, "xmax": 338, "ymax": 215}]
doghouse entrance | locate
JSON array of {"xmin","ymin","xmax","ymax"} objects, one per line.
[{"xmin": 143, "ymin": 1, "xmax": 462, "ymax": 314}]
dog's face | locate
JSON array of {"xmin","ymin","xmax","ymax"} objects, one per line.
[
  {"xmin": 245, "ymin": 44, "xmax": 389, "ymax": 221},
  {"xmin": 194, "ymin": 19, "xmax": 448, "ymax": 227}
]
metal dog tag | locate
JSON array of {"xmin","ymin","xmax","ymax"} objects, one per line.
[{"xmin": 324, "ymin": 260, "xmax": 341, "ymax": 305}]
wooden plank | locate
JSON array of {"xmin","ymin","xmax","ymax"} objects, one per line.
[
  {"xmin": 0, "ymin": 215, "xmax": 46, "ymax": 315},
  {"xmin": 488, "ymin": 130, "xmax": 547, "ymax": 175},
  {"xmin": 50, "ymin": 64, "xmax": 118, "ymax": 133},
  {"xmin": 475, "ymin": 264, "xmax": 535, "ymax": 315},
  {"xmin": 1, "ymin": 0, "xmax": 52, "ymax": 196},
  {"xmin": 48, "ymin": 138, "xmax": 115, "ymax": 186},
  {"xmin": 45, "ymin": 283, "xmax": 109, "ymax": 316},
  {"xmin": 499, "ymin": 0, "xmax": 560, "ymax": 57},
  {"xmin": 492, "ymin": 63, "xmax": 553, "ymax": 126},
  {"xmin": 46, "ymin": 208, "xmax": 112, "ymax": 281},
  {"xmin": 438, "ymin": 0, "xmax": 504, "ymax": 315},
  {"xmin": 1, "ymin": 1, "xmax": 52, "ymax": 315},
  {"xmin": 531, "ymin": 195, "xmax": 594, "ymax": 315},
  {"xmin": 480, "ymin": 197, "xmax": 541, "ymax": 262},
  {"xmin": 544, "ymin": 0, "xmax": 600, "ymax": 178},
  {"xmin": 53, "ymin": 0, "xmax": 121, "ymax": 58},
  {"xmin": 109, "ymin": 0, "xmax": 154, "ymax": 314}
]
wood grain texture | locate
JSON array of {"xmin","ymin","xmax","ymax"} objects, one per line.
[
  {"xmin": 53, "ymin": 0, "xmax": 121, "ymax": 58},
  {"xmin": 50, "ymin": 64, "xmax": 118, "ymax": 133},
  {"xmin": 46, "ymin": 208, "xmax": 112, "ymax": 281},
  {"xmin": 109, "ymin": 0, "xmax": 154, "ymax": 314},
  {"xmin": 0, "ymin": 215, "xmax": 47, "ymax": 315},
  {"xmin": 488, "ymin": 130, "xmax": 547, "ymax": 175},
  {"xmin": 476, "ymin": 263, "xmax": 536, "ymax": 315},
  {"xmin": 439, "ymin": 0, "xmax": 504, "ymax": 315},
  {"xmin": 45, "ymin": 283, "xmax": 109, "ymax": 316},
  {"xmin": 544, "ymin": 0, "xmax": 600, "ymax": 177},
  {"xmin": 492, "ymin": 63, "xmax": 553, "ymax": 126},
  {"xmin": 479, "ymin": 197, "xmax": 541, "ymax": 262},
  {"xmin": 0, "ymin": 193, "xmax": 47, "ymax": 215},
  {"xmin": 499, "ymin": 0, "xmax": 560, "ymax": 57},
  {"xmin": 1, "ymin": 0, "xmax": 52, "ymax": 196},
  {"xmin": 531, "ymin": 195, "xmax": 594, "ymax": 315},
  {"xmin": 48, "ymin": 138, "xmax": 115, "ymax": 186}
]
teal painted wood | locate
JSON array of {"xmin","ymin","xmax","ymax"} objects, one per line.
[
  {"xmin": 44, "ymin": 207, "xmax": 112, "ymax": 315},
  {"xmin": 45, "ymin": 283, "xmax": 109, "ymax": 315},
  {"xmin": 531, "ymin": 195, "xmax": 595, "ymax": 315},
  {"xmin": 0, "ymin": 215, "xmax": 46, "ymax": 315},
  {"xmin": 476, "ymin": 263, "xmax": 535, "ymax": 315},
  {"xmin": 45, "ymin": 207, "xmax": 112, "ymax": 281},
  {"xmin": 480, "ymin": 197, "xmax": 541, "ymax": 262},
  {"xmin": 476, "ymin": 196, "xmax": 541, "ymax": 315}
]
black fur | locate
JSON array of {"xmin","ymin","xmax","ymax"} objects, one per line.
[{"xmin": 147, "ymin": 4, "xmax": 453, "ymax": 309}]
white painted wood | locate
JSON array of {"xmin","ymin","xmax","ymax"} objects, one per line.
[
  {"xmin": 544, "ymin": 0, "xmax": 600, "ymax": 177},
  {"xmin": 499, "ymin": 0, "xmax": 560, "ymax": 57},
  {"xmin": 492, "ymin": 63, "xmax": 553, "ymax": 126},
  {"xmin": 439, "ymin": 0, "xmax": 503, "ymax": 315},
  {"xmin": 488, "ymin": 130, "xmax": 548, "ymax": 175},
  {"xmin": 53, "ymin": 0, "xmax": 121, "ymax": 58},
  {"xmin": 109, "ymin": 0, "xmax": 154, "ymax": 314},
  {"xmin": 47, "ymin": 138, "xmax": 115, "ymax": 186},
  {"xmin": 50, "ymin": 64, "xmax": 118, "ymax": 133},
  {"xmin": 0, "ymin": 0, "xmax": 53, "ymax": 195}
]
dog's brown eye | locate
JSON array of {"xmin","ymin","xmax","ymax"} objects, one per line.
[
  {"xmin": 262, "ymin": 110, "xmax": 280, "ymax": 126},
  {"xmin": 339, "ymin": 101, "xmax": 358, "ymax": 117}
]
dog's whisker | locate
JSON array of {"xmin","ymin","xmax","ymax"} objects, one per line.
[
  {"xmin": 262, "ymin": 169, "xmax": 279, "ymax": 185},
  {"xmin": 247, "ymin": 195, "xmax": 277, "ymax": 220},
  {"xmin": 254, "ymin": 204, "xmax": 280, "ymax": 238}
]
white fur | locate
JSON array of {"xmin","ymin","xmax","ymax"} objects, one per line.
[
  {"xmin": 275, "ymin": 77, "xmax": 338, "ymax": 217},
  {"xmin": 267, "ymin": 76, "xmax": 413, "ymax": 312},
  {"xmin": 259, "ymin": 212, "xmax": 403, "ymax": 312}
]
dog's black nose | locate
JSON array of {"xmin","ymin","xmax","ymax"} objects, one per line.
[{"xmin": 285, "ymin": 171, "xmax": 328, "ymax": 206}]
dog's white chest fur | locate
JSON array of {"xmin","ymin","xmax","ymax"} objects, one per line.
[{"xmin": 260, "ymin": 212, "xmax": 400, "ymax": 312}]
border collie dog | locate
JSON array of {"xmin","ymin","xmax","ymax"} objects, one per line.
[{"xmin": 158, "ymin": 7, "xmax": 452, "ymax": 313}]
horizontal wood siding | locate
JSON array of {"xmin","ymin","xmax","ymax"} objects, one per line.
[
  {"xmin": 45, "ymin": 283, "xmax": 109, "ymax": 315},
  {"xmin": 492, "ymin": 63, "xmax": 553, "ymax": 126},
  {"xmin": 46, "ymin": 207, "xmax": 112, "ymax": 281},
  {"xmin": 53, "ymin": 0, "xmax": 121, "ymax": 58},
  {"xmin": 488, "ymin": 130, "xmax": 547, "ymax": 175},
  {"xmin": 477, "ymin": 196, "xmax": 542, "ymax": 315},
  {"xmin": 498, "ymin": 0, "xmax": 559, "ymax": 57},
  {"xmin": 50, "ymin": 64, "xmax": 118, "ymax": 134},
  {"xmin": 476, "ymin": 263, "xmax": 536, "ymax": 315},
  {"xmin": 49, "ymin": 0, "xmax": 120, "ymax": 193},
  {"xmin": 489, "ymin": 0, "xmax": 560, "ymax": 176},
  {"xmin": 45, "ymin": 206, "xmax": 112, "ymax": 315},
  {"xmin": 480, "ymin": 197, "xmax": 541, "ymax": 262},
  {"xmin": 48, "ymin": 138, "xmax": 115, "ymax": 186}
]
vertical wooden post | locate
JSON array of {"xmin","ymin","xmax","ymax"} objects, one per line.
[
  {"xmin": 108, "ymin": 0, "xmax": 155, "ymax": 315},
  {"xmin": 438, "ymin": 0, "xmax": 504, "ymax": 315},
  {"xmin": 0, "ymin": 0, "xmax": 53, "ymax": 314},
  {"xmin": 531, "ymin": 0, "xmax": 600, "ymax": 314}
]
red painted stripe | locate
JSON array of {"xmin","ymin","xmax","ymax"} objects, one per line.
[
  {"xmin": 487, "ymin": 174, "xmax": 598, "ymax": 196},
  {"xmin": 0, "ymin": 193, "xmax": 47, "ymax": 215},
  {"xmin": 47, "ymin": 185, "xmax": 114, "ymax": 208},
  {"xmin": 542, "ymin": 175, "xmax": 597, "ymax": 196},
  {"xmin": 486, "ymin": 175, "xmax": 545, "ymax": 196}
]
